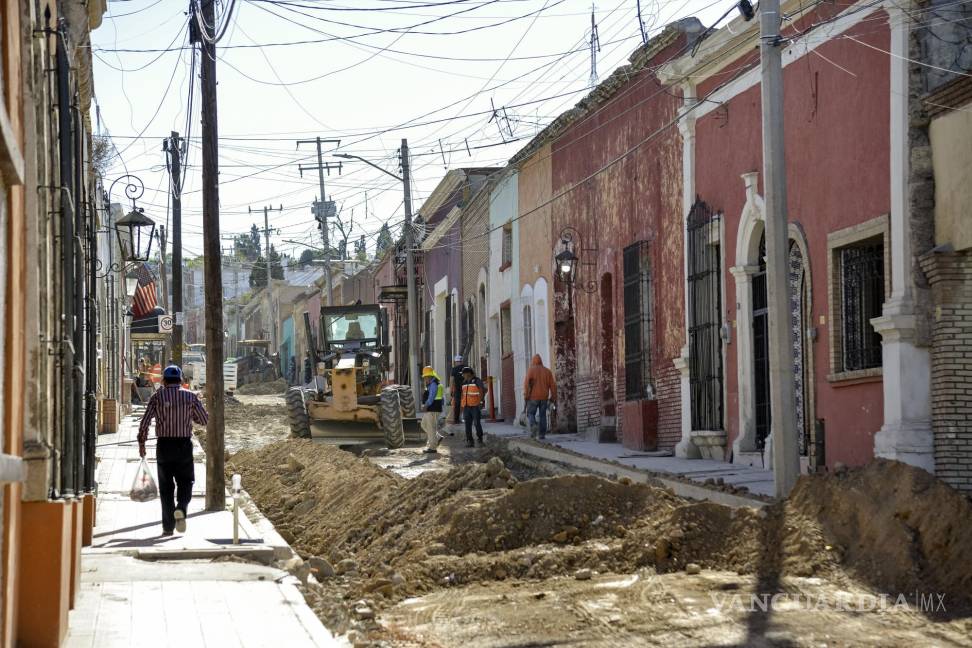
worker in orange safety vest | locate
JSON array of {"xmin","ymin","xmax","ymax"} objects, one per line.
[{"xmin": 459, "ymin": 366, "xmax": 486, "ymax": 448}]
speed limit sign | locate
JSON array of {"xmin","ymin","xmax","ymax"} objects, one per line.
[{"xmin": 159, "ymin": 314, "xmax": 174, "ymax": 332}]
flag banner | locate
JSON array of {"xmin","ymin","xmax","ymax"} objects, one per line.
[{"xmin": 132, "ymin": 263, "xmax": 159, "ymax": 318}]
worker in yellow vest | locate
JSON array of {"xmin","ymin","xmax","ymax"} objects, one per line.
[
  {"xmin": 459, "ymin": 366, "xmax": 487, "ymax": 448},
  {"xmin": 421, "ymin": 366, "xmax": 445, "ymax": 454}
]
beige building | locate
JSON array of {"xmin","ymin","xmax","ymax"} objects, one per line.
[{"xmin": 920, "ymin": 74, "xmax": 972, "ymax": 493}]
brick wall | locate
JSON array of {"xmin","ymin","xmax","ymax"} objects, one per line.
[
  {"xmin": 575, "ymin": 374, "xmax": 602, "ymax": 438},
  {"xmin": 920, "ymin": 251, "xmax": 972, "ymax": 493},
  {"xmin": 656, "ymin": 363, "xmax": 682, "ymax": 451}
]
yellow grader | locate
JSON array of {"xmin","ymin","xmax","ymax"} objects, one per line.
[{"xmin": 286, "ymin": 304, "xmax": 421, "ymax": 447}]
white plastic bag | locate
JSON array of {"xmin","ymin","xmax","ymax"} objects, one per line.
[{"xmin": 130, "ymin": 458, "xmax": 159, "ymax": 502}]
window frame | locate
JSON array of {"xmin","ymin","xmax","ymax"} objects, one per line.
[
  {"xmin": 826, "ymin": 214, "xmax": 890, "ymax": 383},
  {"xmin": 500, "ymin": 223, "xmax": 513, "ymax": 271}
]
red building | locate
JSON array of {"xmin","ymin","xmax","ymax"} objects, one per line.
[
  {"xmin": 658, "ymin": 0, "xmax": 932, "ymax": 472},
  {"xmin": 519, "ymin": 21, "xmax": 702, "ymax": 449}
]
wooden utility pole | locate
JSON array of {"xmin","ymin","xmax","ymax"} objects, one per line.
[
  {"xmin": 196, "ymin": 0, "xmax": 225, "ymax": 511},
  {"xmin": 250, "ymin": 204, "xmax": 283, "ymax": 346},
  {"xmin": 157, "ymin": 226, "xmax": 169, "ymax": 312},
  {"xmin": 297, "ymin": 137, "xmax": 341, "ymax": 306},
  {"xmin": 760, "ymin": 0, "xmax": 799, "ymax": 497},
  {"xmin": 401, "ymin": 139, "xmax": 421, "ymax": 406},
  {"xmin": 167, "ymin": 131, "xmax": 184, "ymax": 366}
]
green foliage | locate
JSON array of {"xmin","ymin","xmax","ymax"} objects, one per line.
[
  {"xmin": 234, "ymin": 224, "xmax": 262, "ymax": 262},
  {"xmin": 376, "ymin": 222, "xmax": 393, "ymax": 255},
  {"xmin": 248, "ymin": 244, "xmax": 285, "ymax": 288}
]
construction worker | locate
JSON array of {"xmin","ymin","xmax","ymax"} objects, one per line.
[
  {"xmin": 421, "ymin": 366, "xmax": 445, "ymax": 454},
  {"xmin": 449, "ymin": 354, "xmax": 465, "ymax": 425},
  {"xmin": 524, "ymin": 354, "xmax": 557, "ymax": 440},
  {"xmin": 460, "ymin": 366, "xmax": 486, "ymax": 447}
]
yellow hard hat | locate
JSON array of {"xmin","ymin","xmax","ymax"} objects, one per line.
[{"xmin": 422, "ymin": 366, "xmax": 435, "ymax": 378}]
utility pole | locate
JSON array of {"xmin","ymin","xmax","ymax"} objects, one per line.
[
  {"xmin": 333, "ymin": 140, "xmax": 421, "ymax": 402},
  {"xmin": 760, "ymin": 0, "xmax": 799, "ymax": 497},
  {"xmin": 297, "ymin": 137, "xmax": 341, "ymax": 305},
  {"xmin": 250, "ymin": 204, "xmax": 283, "ymax": 346},
  {"xmin": 167, "ymin": 131, "xmax": 184, "ymax": 366},
  {"xmin": 401, "ymin": 139, "xmax": 421, "ymax": 406},
  {"xmin": 194, "ymin": 0, "xmax": 225, "ymax": 512},
  {"xmin": 157, "ymin": 225, "xmax": 169, "ymax": 312}
]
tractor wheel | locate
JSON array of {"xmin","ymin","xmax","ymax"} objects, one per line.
[
  {"xmin": 286, "ymin": 387, "xmax": 311, "ymax": 439},
  {"xmin": 380, "ymin": 387, "xmax": 405, "ymax": 449},
  {"xmin": 395, "ymin": 384, "xmax": 416, "ymax": 418}
]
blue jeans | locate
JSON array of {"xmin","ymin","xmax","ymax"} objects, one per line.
[{"xmin": 527, "ymin": 400, "xmax": 548, "ymax": 438}]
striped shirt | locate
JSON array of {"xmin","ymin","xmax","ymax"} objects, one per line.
[{"xmin": 138, "ymin": 385, "xmax": 208, "ymax": 443}]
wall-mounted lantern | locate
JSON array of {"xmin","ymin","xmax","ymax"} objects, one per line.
[
  {"xmin": 115, "ymin": 206, "xmax": 155, "ymax": 263},
  {"xmin": 555, "ymin": 227, "xmax": 597, "ymax": 294}
]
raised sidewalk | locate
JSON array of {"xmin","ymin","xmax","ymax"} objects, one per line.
[
  {"xmin": 484, "ymin": 421, "xmax": 774, "ymax": 506},
  {"xmin": 65, "ymin": 409, "xmax": 337, "ymax": 648}
]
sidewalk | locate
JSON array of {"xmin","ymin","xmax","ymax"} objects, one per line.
[
  {"xmin": 485, "ymin": 421, "xmax": 774, "ymax": 505},
  {"xmin": 65, "ymin": 409, "xmax": 338, "ymax": 648}
]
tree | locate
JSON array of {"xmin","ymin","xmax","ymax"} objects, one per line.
[
  {"xmin": 298, "ymin": 248, "xmax": 326, "ymax": 267},
  {"xmin": 234, "ymin": 224, "xmax": 262, "ymax": 262},
  {"xmin": 354, "ymin": 235, "xmax": 368, "ymax": 262},
  {"xmin": 376, "ymin": 222, "xmax": 393, "ymax": 256},
  {"xmin": 332, "ymin": 205, "xmax": 354, "ymax": 261},
  {"xmin": 248, "ymin": 244, "xmax": 285, "ymax": 288}
]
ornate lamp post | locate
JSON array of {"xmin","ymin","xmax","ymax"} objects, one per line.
[{"xmin": 97, "ymin": 174, "xmax": 155, "ymax": 277}]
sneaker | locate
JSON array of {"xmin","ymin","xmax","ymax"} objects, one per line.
[
  {"xmin": 423, "ymin": 448, "xmax": 439, "ymax": 454},
  {"xmin": 161, "ymin": 529, "xmax": 174, "ymax": 537},
  {"xmin": 174, "ymin": 509, "xmax": 187, "ymax": 533}
]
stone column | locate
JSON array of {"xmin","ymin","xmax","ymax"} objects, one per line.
[
  {"xmin": 871, "ymin": 4, "xmax": 933, "ymax": 471},
  {"xmin": 730, "ymin": 264, "xmax": 759, "ymax": 458},
  {"xmin": 675, "ymin": 85, "xmax": 700, "ymax": 459}
]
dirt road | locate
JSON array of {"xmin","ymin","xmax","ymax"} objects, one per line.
[{"xmin": 224, "ymin": 430, "xmax": 972, "ymax": 648}]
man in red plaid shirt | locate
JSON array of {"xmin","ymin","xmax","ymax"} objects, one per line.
[{"xmin": 138, "ymin": 365, "xmax": 208, "ymax": 536}]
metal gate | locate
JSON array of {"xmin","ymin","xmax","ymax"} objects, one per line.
[
  {"xmin": 687, "ymin": 199, "xmax": 724, "ymax": 431},
  {"xmin": 753, "ymin": 233, "xmax": 771, "ymax": 449}
]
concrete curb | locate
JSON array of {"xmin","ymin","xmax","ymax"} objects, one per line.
[{"xmin": 489, "ymin": 435, "xmax": 770, "ymax": 509}]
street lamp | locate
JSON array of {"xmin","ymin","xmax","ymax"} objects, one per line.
[
  {"xmin": 96, "ymin": 174, "xmax": 155, "ymax": 278},
  {"xmin": 115, "ymin": 207, "xmax": 155, "ymax": 262},
  {"xmin": 555, "ymin": 227, "xmax": 597, "ymax": 293}
]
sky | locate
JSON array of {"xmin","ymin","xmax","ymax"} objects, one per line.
[{"xmin": 93, "ymin": 0, "xmax": 728, "ymax": 266}]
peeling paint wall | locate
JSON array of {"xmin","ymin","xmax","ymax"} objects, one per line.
[{"xmin": 549, "ymin": 38, "xmax": 688, "ymax": 447}]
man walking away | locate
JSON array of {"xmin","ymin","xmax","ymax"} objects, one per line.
[
  {"xmin": 138, "ymin": 365, "xmax": 208, "ymax": 536},
  {"xmin": 460, "ymin": 366, "xmax": 486, "ymax": 448},
  {"xmin": 523, "ymin": 354, "xmax": 557, "ymax": 440},
  {"xmin": 449, "ymin": 354, "xmax": 465, "ymax": 425},
  {"xmin": 421, "ymin": 366, "xmax": 445, "ymax": 454}
]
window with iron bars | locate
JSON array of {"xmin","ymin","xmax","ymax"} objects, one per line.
[
  {"xmin": 623, "ymin": 241, "xmax": 652, "ymax": 400},
  {"xmin": 501, "ymin": 223, "xmax": 513, "ymax": 268},
  {"xmin": 839, "ymin": 239, "xmax": 884, "ymax": 372}
]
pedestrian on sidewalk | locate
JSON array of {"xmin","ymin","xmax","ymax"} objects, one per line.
[
  {"xmin": 421, "ymin": 366, "xmax": 445, "ymax": 454},
  {"xmin": 448, "ymin": 354, "xmax": 465, "ymax": 425},
  {"xmin": 137, "ymin": 365, "xmax": 209, "ymax": 536},
  {"xmin": 523, "ymin": 354, "xmax": 556, "ymax": 440},
  {"xmin": 459, "ymin": 366, "xmax": 486, "ymax": 448}
]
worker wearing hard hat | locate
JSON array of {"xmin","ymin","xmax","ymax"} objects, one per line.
[{"xmin": 421, "ymin": 366, "xmax": 444, "ymax": 454}]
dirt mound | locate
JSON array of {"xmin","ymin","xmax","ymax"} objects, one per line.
[
  {"xmin": 218, "ymin": 395, "xmax": 291, "ymax": 453},
  {"xmin": 785, "ymin": 459, "xmax": 972, "ymax": 606},
  {"xmin": 231, "ymin": 444, "xmax": 972, "ymax": 635},
  {"xmin": 235, "ymin": 378, "xmax": 288, "ymax": 395}
]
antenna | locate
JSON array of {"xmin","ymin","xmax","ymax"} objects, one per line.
[{"xmin": 590, "ymin": 5, "xmax": 601, "ymax": 86}]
